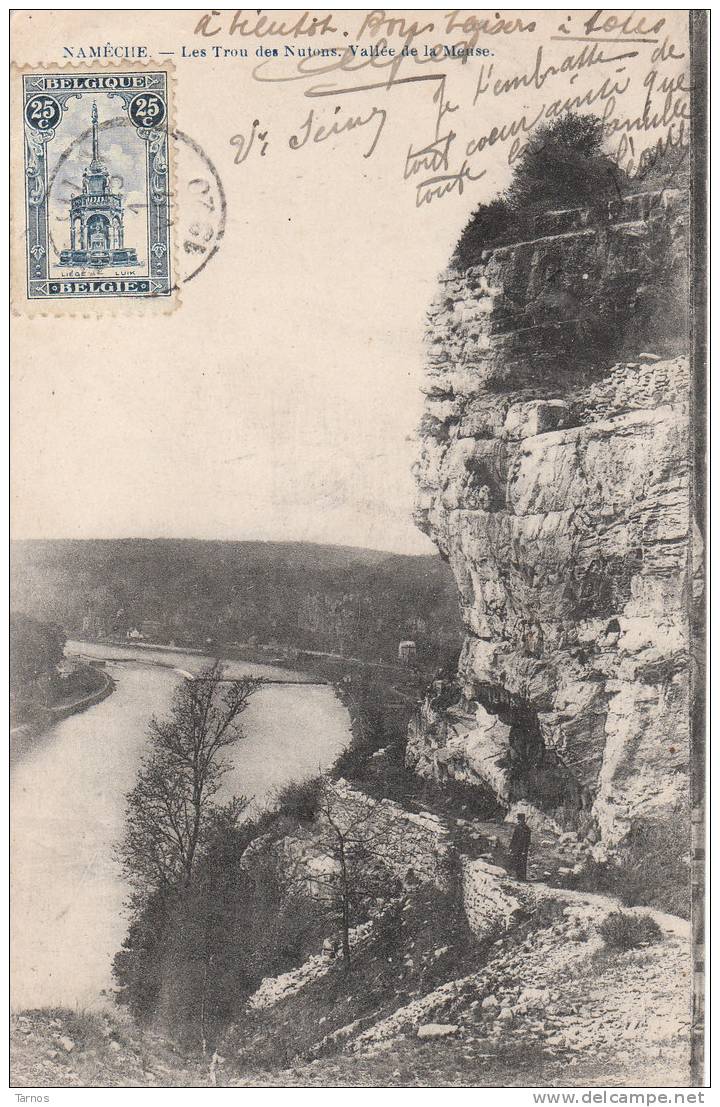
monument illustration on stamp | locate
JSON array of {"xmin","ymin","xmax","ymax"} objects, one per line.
[{"xmin": 22, "ymin": 70, "xmax": 172, "ymax": 301}]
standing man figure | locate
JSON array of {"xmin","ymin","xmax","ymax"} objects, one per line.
[{"xmin": 509, "ymin": 813, "xmax": 531, "ymax": 881}]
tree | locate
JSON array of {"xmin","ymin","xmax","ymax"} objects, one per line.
[
  {"xmin": 114, "ymin": 665, "xmax": 262, "ymax": 1045},
  {"xmin": 452, "ymin": 197, "xmax": 516, "ymax": 269},
  {"xmin": 453, "ymin": 113, "xmax": 629, "ymax": 266},
  {"xmin": 118, "ymin": 662, "xmax": 261, "ymax": 896},
  {"xmin": 506, "ymin": 114, "xmax": 624, "ymax": 213},
  {"xmin": 9, "ymin": 612, "xmax": 65, "ymax": 702},
  {"xmin": 285, "ymin": 777, "xmax": 404, "ymax": 972},
  {"xmin": 113, "ymin": 808, "xmax": 325, "ymax": 1046}
]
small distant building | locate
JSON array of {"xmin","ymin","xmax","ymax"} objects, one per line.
[
  {"xmin": 127, "ymin": 627, "xmax": 144, "ymax": 641},
  {"xmin": 398, "ymin": 640, "xmax": 417, "ymax": 666},
  {"xmin": 57, "ymin": 657, "xmax": 80, "ymax": 677}
]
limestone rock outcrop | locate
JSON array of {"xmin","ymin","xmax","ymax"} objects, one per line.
[
  {"xmin": 409, "ymin": 190, "xmax": 697, "ymax": 847},
  {"xmin": 243, "ymin": 779, "xmax": 456, "ymax": 896}
]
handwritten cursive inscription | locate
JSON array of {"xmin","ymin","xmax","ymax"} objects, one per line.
[
  {"xmin": 211, "ymin": 9, "xmax": 692, "ymax": 212},
  {"xmin": 289, "ymin": 103, "xmax": 387, "ymax": 158},
  {"xmin": 195, "ymin": 9, "xmax": 338, "ymax": 39}
]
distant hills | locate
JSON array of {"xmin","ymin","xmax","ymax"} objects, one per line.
[{"xmin": 10, "ymin": 539, "xmax": 463, "ymax": 669}]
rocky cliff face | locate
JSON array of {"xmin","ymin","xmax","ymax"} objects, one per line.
[{"xmin": 408, "ymin": 190, "xmax": 697, "ymax": 847}]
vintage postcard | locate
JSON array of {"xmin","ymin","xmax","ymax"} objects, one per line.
[{"xmin": 9, "ymin": 8, "xmax": 708, "ymax": 1095}]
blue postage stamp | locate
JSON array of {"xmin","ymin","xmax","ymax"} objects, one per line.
[{"xmin": 22, "ymin": 69, "xmax": 172, "ymax": 301}]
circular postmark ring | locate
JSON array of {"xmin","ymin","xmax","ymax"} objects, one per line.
[
  {"xmin": 173, "ymin": 128, "xmax": 227, "ymax": 287},
  {"xmin": 46, "ymin": 117, "xmax": 226, "ymax": 287}
]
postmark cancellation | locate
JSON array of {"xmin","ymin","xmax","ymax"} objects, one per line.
[{"xmin": 15, "ymin": 65, "xmax": 176, "ymax": 311}]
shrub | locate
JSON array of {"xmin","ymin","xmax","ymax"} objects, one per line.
[
  {"xmin": 371, "ymin": 898, "xmax": 405, "ymax": 961},
  {"xmin": 452, "ymin": 198, "xmax": 519, "ymax": 268},
  {"xmin": 453, "ymin": 113, "xmax": 627, "ymax": 268},
  {"xmin": 531, "ymin": 896, "xmax": 568, "ymax": 930},
  {"xmin": 613, "ymin": 816, "xmax": 691, "ymax": 919},
  {"xmin": 35, "ymin": 1007, "xmax": 112, "ymax": 1053},
  {"xmin": 113, "ymin": 820, "xmax": 326, "ymax": 1047},
  {"xmin": 568, "ymin": 853, "xmax": 614, "ymax": 895},
  {"xmin": 332, "ymin": 741, "xmax": 371, "ymax": 780},
  {"xmin": 598, "ymin": 910, "xmax": 662, "ymax": 951},
  {"xmin": 568, "ymin": 815, "xmax": 691, "ymax": 919},
  {"xmin": 275, "ymin": 775, "xmax": 323, "ymax": 823},
  {"xmin": 507, "ymin": 114, "xmax": 624, "ymax": 214}
]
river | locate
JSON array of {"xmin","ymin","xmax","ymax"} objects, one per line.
[{"xmin": 10, "ymin": 642, "xmax": 352, "ymax": 1011}]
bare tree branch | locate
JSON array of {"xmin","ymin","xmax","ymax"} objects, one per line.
[{"xmin": 118, "ymin": 664, "xmax": 262, "ymax": 893}]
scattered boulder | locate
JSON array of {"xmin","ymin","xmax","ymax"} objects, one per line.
[
  {"xmin": 519, "ymin": 987, "xmax": 547, "ymax": 1006},
  {"xmin": 59, "ymin": 1036, "xmax": 75, "ymax": 1053},
  {"xmin": 504, "ymin": 400, "xmax": 569, "ymax": 439},
  {"xmin": 417, "ymin": 1023, "xmax": 459, "ymax": 1039},
  {"xmin": 481, "ymin": 995, "xmax": 499, "ymax": 1010}
]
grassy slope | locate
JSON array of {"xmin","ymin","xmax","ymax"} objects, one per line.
[{"xmin": 12, "ymin": 900, "xmax": 690, "ymax": 1089}]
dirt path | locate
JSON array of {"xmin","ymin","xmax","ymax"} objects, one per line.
[{"xmin": 404, "ymin": 797, "xmax": 589, "ymax": 889}]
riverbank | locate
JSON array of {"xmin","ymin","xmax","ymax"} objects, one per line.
[
  {"xmin": 72, "ymin": 636, "xmax": 416, "ymax": 675},
  {"xmin": 68, "ymin": 638, "xmax": 336, "ymax": 684},
  {"xmin": 73, "ymin": 653, "xmax": 326, "ymax": 687},
  {"xmin": 10, "ymin": 665, "xmax": 115, "ymax": 761},
  {"xmin": 11, "ymin": 648, "xmax": 355, "ymax": 1013},
  {"xmin": 66, "ymin": 639, "xmax": 421, "ymax": 771},
  {"xmin": 11, "ymin": 861, "xmax": 692, "ymax": 1088}
]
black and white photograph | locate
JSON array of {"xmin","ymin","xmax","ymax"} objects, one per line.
[{"xmin": 9, "ymin": 8, "xmax": 708, "ymax": 1093}]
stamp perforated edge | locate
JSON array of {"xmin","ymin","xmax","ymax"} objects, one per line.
[{"xmin": 11, "ymin": 59, "xmax": 180, "ymax": 318}]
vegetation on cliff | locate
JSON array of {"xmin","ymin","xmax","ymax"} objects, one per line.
[
  {"xmin": 453, "ymin": 112, "xmax": 688, "ymax": 268},
  {"xmin": 417, "ymin": 97, "xmax": 691, "ymax": 864},
  {"xmin": 14, "ymin": 859, "xmax": 688, "ymax": 1087}
]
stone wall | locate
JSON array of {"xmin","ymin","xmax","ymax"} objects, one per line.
[
  {"xmin": 461, "ymin": 858, "xmax": 524, "ymax": 937},
  {"xmin": 409, "ymin": 189, "xmax": 696, "ymax": 847}
]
